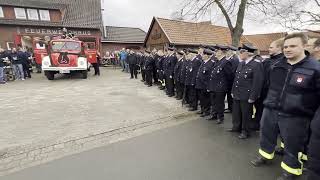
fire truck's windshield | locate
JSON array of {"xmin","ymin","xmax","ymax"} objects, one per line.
[{"xmin": 51, "ymin": 41, "xmax": 81, "ymax": 52}]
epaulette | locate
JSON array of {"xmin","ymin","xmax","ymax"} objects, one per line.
[{"xmin": 254, "ymin": 59, "xmax": 261, "ymax": 63}]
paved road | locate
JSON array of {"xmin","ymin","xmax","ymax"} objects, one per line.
[
  {"xmin": 0, "ymin": 116, "xmax": 307, "ymax": 180},
  {"xmin": 0, "ymin": 68, "xmax": 186, "ymax": 148}
]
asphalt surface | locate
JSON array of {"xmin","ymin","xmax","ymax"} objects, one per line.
[{"xmin": 0, "ymin": 114, "xmax": 308, "ymax": 180}]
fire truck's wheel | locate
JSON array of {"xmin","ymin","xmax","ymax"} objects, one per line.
[
  {"xmin": 45, "ymin": 71, "xmax": 54, "ymax": 80},
  {"xmin": 82, "ymin": 70, "xmax": 88, "ymax": 79}
]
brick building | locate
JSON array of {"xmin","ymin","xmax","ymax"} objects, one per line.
[
  {"xmin": 0, "ymin": 0, "xmax": 102, "ymax": 51},
  {"xmin": 101, "ymin": 26, "xmax": 146, "ymax": 54}
]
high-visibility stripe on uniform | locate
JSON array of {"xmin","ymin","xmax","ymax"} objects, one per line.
[
  {"xmin": 301, "ymin": 154, "xmax": 308, "ymax": 161},
  {"xmin": 280, "ymin": 142, "xmax": 285, "ymax": 148},
  {"xmin": 281, "ymin": 162, "xmax": 303, "ymax": 176},
  {"xmin": 259, "ymin": 149, "xmax": 274, "ymax": 160}
]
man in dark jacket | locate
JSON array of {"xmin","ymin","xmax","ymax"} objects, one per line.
[
  {"xmin": 164, "ymin": 47, "xmax": 178, "ymax": 97},
  {"xmin": 174, "ymin": 51, "xmax": 185, "ymax": 100},
  {"xmin": 127, "ymin": 50, "xmax": 138, "ymax": 79},
  {"xmin": 144, "ymin": 50, "xmax": 155, "ymax": 87},
  {"xmin": 10, "ymin": 48, "xmax": 25, "ymax": 80},
  {"xmin": 207, "ymin": 45, "xmax": 233, "ymax": 123},
  {"xmin": 225, "ymin": 46, "xmax": 240, "ymax": 113},
  {"xmin": 229, "ymin": 44, "xmax": 263, "ymax": 139},
  {"xmin": 185, "ymin": 48, "xmax": 202, "ymax": 111},
  {"xmin": 251, "ymin": 33, "xmax": 320, "ymax": 180},
  {"xmin": 196, "ymin": 48, "xmax": 214, "ymax": 117},
  {"xmin": 156, "ymin": 50, "xmax": 165, "ymax": 89},
  {"xmin": 306, "ymin": 37, "xmax": 320, "ymax": 180}
]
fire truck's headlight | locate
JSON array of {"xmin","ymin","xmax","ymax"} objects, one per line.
[
  {"xmin": 78, "ymin": 57, "xmax": 87, "ymax": 67},
  {"xmin": 43, "ymin": 61, "xmax": 50, "ymax": 66},
  {"xmin": 42, "ymin": 56, "xmax": 51, "ymax": 67}
]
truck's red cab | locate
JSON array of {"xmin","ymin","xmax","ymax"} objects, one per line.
[
  {"xmin": 33, "ymin": 40, "xmax": 48, "ymax": 65},
  {"xmin": 42, "ymin": 38, "xmax": 89, "ymax": 80}
]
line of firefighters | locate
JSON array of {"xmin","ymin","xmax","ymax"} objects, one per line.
[{"xmin": 125, "ymin": 32, "xmax": 320, "ymax": 180}]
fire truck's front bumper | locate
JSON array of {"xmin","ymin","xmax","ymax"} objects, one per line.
[{"xmin": 42, "ymin": 67, "xmax": 87, "ymax": 74}]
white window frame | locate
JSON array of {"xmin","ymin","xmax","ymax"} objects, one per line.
[
  {"xmin": 14, "ymin": 7, "xmax": 26, "ymax": 19},
  {"xmin": 27, "ymin": 9, "xmax": 39, "ymax": 20},
  {"xmin": 39, "ymin": 10, "xmax": 50, "ymax": 21},
  {"xmin": 0, "ymin": 6, "xmax": 4, "ymax": 18},
  {"xmin": 6, "ymin": 42, "xmax": 14, "ymax": 50}
]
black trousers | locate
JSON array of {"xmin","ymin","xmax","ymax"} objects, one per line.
[
  {"xmin": 187, "ymin": 85, "xmax": 198, "ymax": 109},
  {"xmin": 153, "ymin": 68, "xmax": 158, "ymax": 83},
  {"xmin": 175, "ymin": 81, "xmax": 183, "ymax": 99},
  {"xmin": 252, "ymin": 97, "xmax": 264, "ymax": 130},
  {"xmin": 308, "ymin": 110, "xmax": 320, "ymax": 180},
  {"xmin": 165, "ymin": 75, "xmax": 175, "ymax": 96},
  {"xmin": 129, "ymin": 64, "xmax": 138, "ymax": 78},
  {"xmin": 145, "ymin": 70, "xmax": 153, "ymax": 85},
  {"xmin": 232, "ymin": 99, "xmax": 253, "ymax": 133},
  {"xmin": 92, "ymin": 63, "xmax": 100, "ymax": 75},
  {"xmin": 22, "ymin": 63, "xmax": 31, "ymax": 78},
  {"xmin": 211, "ymin": 92, "xmax": 227, "ymax": 119},
  {"xmin": 141, "ymin": 69, "xmax": 146, "ymax": 81},
  {"xmin": 198, "ymin": 89, "xmax": 211, "ymax": 114},
  {"xmin": 226, "ymin": 90, "xmax": 233, "ymax": 111},
  {"xmin": 259, "ymin": 108, "xmax": 309, "ymax": 176}
]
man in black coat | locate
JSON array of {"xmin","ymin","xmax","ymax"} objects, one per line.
[
  {"xmin": 164, "ymin": 47, "xmax": 178, "ymax": 97},
  {"xmin": 225, "ymin": 46, "xmax": 240, "ymax": 113},
  {"xmin": 251, "ymin": 33, "xmax": 320, "ymax": 180},
  {"xmin": 139, "ymin": 52, "xmax": 146, "ymax": 82},
  {"xmin": 156, "ymin": 50, "xmax": 165, "ymax": 89},
  {"xmin": 306, "ymin": 37, "xmax": 320, "ymax": 180},
  {"xmin": 207, "ymin": 45, "xmax": 234, "ymax": 123},
  {"xmin": 144, "ymin": 50, "xmax": 155, "ymax": 87},
  {"xmin": 127, "ymin": 50, "xmax": 138, "ymax": 79},
  {"xmin": 252, "ymin": 39, "xmax": 285, "ymax": 131},
  {"xmin": 195, "ymin": 48, "xmax": 214, "ymax": 117},
  {"xmin": 174, "ymin": 50, "xmax": 185, "ymax": 100},
  {"xmin": 229, "ymin": 44, "xmax": 263, "ymax": 139},
  {"xmin": 185, "ymin": 48, "xmax": 202, "ymax": 111}
]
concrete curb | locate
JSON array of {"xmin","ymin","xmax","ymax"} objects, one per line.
[{"xmin": 0, "ymin": 112, "xmax": 197, "ymax": 176}]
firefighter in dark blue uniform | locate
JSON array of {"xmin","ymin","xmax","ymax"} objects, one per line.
[
  {"xmin": 140, "ymin": 52, "xmax": 146, "ymax": 82},
  {"xmin": 144, "ymin": 50, "xmax": 155, "ymax": 87},
  {"xmin": 225, "ymin": 46, "xmax": 239, "ymax": 113},
  {"xmin": 161, "ymin": 51, "xmax": 169, "ymax": 91},
  {"xmin": 164, "ymin": 47, "xmax": 178, "ymax": 97},
  {"xmin": 229, "ymin": 44, "xmax": 263, "ymax": 139},
  {"xmin": 174, "ymin": 50, "xmax": 185, "ymax": 100},
  {"xmin": 308, "ymin": 107, "xmax": 320, "ymax": 180},
  {"xmin": 180, "ymin": 50, "xmax": 190, "ymax": 104},
  {"xmin": 251, "ymin": 33, "xmax": 320, "ymax": 180},
  {"xmin": 185, "ymin": 48, "xmax": 202, "ymax": 111},
  {"xmin": 156, "ymin": 50, "xmax": 166, "ymax": 90},
  {"xmin": 195, "ymin": 48, "xmax": 214, "ymax": 117},
  {"xmin": 207, "ymin": 45, "xmax": 233, "ymax": 123}
]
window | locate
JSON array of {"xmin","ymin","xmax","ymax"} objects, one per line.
[
  {"xmin": 14, "ymin": 8, "xmax": 26, "ymax": 19},
  {"xmin": 27, "ymin": 9, "xmax": 39, "ymax": 20},
  {"xmin": 39, "ymin": 10, "xmax": 50, "ymax": 21},
  {"xmin": 0, "ymin": 6, "xmax": 4, "ymax": 18},
  {"xmin": 6, "ymin": 42, "xmax": 14, "ymax": 50}
]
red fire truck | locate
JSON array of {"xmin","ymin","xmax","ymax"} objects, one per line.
[{"xmin": 42, "ymin": 38, "xmax": 90, "ymax": 80}]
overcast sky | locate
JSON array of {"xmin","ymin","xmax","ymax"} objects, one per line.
[{"xmin": 101, "ymin": 0, "xmax": 300, "ymax": 35}]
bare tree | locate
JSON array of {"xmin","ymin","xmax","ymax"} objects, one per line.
[
  {"xmin": 170, "ymin": 10, "xmax": 185, "ymax": 20},
  {"xmin": 179, "ymin": 0, "xmax": 319, "ymax": 46}
]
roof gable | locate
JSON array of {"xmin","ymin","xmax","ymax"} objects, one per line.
[{"xmin": 103, "ymin": 26, "xmax": 146, "ymax": 43}]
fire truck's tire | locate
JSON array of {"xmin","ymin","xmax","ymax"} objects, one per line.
[
  {"xmin": 45, "ymin": 71, "xmax": 54, "ymax": 80},
  {"xmin": 82, "ymin": 70, "xmax": 88, "ymax": 79}
]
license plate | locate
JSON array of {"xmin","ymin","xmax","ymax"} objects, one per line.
[{"xmin": 59, "ymin": 70, "xmax": 70, "ymax": 74}]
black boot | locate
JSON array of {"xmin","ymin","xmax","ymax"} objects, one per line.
[
  {"xmin": 250, "ymin": 156, "xmax": 270, "ymax": 167},
  {"xmin": 206, "ymin": 115, "xmax": 217, "ymax": 121},
  {"xmin": 238, "ymin": 131, "xmax": 249, "ymax": 139},
  {"xmin": 275, "ymin": 147, "xmax": 284, "ymax": 156},
  {"xmin": 276, "ymin": 172, "xmax": 297, "ymax": 180},
  {"xmin": 216, "ymin": 118, "xmax": 224, "ymax": 124}
]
